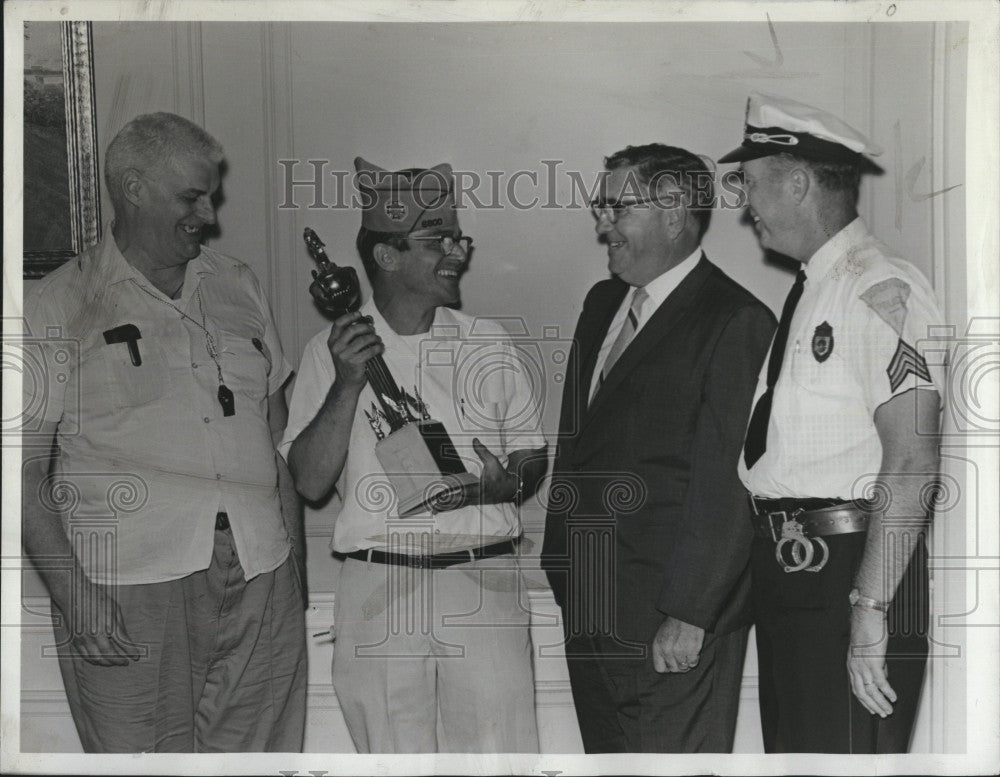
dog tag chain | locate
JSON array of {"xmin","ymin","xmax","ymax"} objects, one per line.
[{"xmin": 132, "ymin": 281, "xmax": 236, "ymax": 417}]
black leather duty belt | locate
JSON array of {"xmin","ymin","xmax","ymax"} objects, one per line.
[
  {"xmin": 749, "ymin": 497, "xmax": 871, "ymax": 573},
  {"xmin": 749, "ymin": 496, "xmax": 870, "ymax": 542},
  {"xmin": 215, "ymin": 512, "xmax": 230, "ymax": 531},
  {"xmin": 338, "ymin": 537, "xmax": 520, "ymax": 570}
]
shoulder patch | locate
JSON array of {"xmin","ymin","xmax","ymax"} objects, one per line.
[
  {"xmin": 860, "ymin": 277, "xmax": 911, "ymax": 337},
  {"xmin": 887, "ymin": 339, "xmax": 932, "ymax": 392}
]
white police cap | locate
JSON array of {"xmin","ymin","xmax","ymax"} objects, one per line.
[{"xmin": 718, "ymin": 91, "xmax": 883, "ymax": 164}]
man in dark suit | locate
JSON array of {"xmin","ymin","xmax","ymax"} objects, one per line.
[{"xmin": 541, "ymin": 144, "xmax": 776, "ymax": 752}]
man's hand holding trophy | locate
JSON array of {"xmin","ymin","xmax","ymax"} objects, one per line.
[{"xmin": 303, "ymin": 227, "xmax": 483, "ymax": 517}]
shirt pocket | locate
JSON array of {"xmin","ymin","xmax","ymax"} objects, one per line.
[
  {"xmin": 788, "ymin": 340, "xmax": 852, "ymax": 400},
  {"xmin": 217, "ymin": 330, "xmax": 270, "ymax": 401},
  {"xmin": 101, "ymin": 335, "xmax": 170, "ymax": 409}
]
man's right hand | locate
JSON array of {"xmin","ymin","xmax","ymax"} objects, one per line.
[
  {"xmin": 56, "ymin": 582, "xmax": 141, "ymax": 667},
  {"xmin": 327, "ymin": 311, "xmax": 384, "ymax": 388}
]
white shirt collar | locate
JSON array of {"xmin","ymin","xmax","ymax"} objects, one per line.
[
  {"xmin": 635, "ymin": 245, "xmax": 703, "ymax": 320},
  {"xmin": 804, "ymin": 217, "xmax": 868, "ymax": 282}
]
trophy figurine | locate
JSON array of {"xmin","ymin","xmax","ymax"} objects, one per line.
[{"xmin": 303, "ymin": 227, "xmax": 477, "ymax": 517}]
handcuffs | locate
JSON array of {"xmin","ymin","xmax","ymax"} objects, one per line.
[{"xmin": 772, "ymin": 513, "xmax": 830, "ymax": 573}]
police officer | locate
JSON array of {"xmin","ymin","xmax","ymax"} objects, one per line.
[{"xmin": 718, "ymin": 92, "xmax": 945, "ymax": 753}]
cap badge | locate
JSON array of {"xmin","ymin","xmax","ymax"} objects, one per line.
[
  {"xmin": 745, "ymin": 131, "xmax": 799, "ymax": 146},
  {"xmin": 385, "ymin": 200, "xmax": 407, "ymax": 222}
]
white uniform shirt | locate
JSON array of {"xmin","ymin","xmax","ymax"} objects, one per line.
[
  {"xmin": 280, "ymin": 300, "xmax": 547, "ymax": 554},
  {"xmin": 588, "ymin": 247, "xmax": 703, "ymax": 402},
  {"xmin": 23, "ymin": 233, "xmax": 292, "ymax": 584},
  {"xmin": 739, "ymin": 218, "xmax": 946, "ymax": 500}
]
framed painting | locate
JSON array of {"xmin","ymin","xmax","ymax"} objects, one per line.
[{"xmin": 23, "ymin": 21, "xmax": 101, "ymax": 279}]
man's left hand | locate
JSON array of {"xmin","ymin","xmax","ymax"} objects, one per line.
[
  {"xmin": 847, "ymin": 606, "xmax": 896, "ymax": 718},
  {"xmin": 652, "ymin": 616, "xmax": 705, "ymax": 673},
  {"xmin": 429, "ymin": 438, "xmax": 517, "ymax": 513},
  {"xmin": 471, "ymin": 438, "xmax": 518, "ymax": 504}
]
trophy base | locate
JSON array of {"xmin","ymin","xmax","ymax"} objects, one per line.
[{"xmin": 374, "ymin": 422, "xmax": 478, "ymax": 518}]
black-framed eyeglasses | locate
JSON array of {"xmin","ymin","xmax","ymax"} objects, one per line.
[
  {"xmin": 589, "ymin": 196, "xmax": 661, "ymax": 223},
  {"xmin": 407, "ymin": 233, "xmax": 473, "ymax": 256}
]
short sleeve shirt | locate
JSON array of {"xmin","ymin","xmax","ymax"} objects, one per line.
[
  {"xmin": 280, "ymin": 300, "xmax": 547, "ymax": 554},
  {"xmin": 739, "ymin": 218, "xmax": 946, "ymax": 500},
  {"xmin": 23, "ymin": 233, "xmax": 292, "ymax": 584}
]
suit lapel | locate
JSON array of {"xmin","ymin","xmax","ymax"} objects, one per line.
[
  {"xmin": 584, "ymin": 256, "xmax": 713, "ymax": 425},
  {"xmin": 575, "ymin": 280, "xmax": 628, "ymax": 418}
]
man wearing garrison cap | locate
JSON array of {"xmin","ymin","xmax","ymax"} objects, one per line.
[
  {"xmin": 280, "ymin": 158, "xmax": 548, "ymax": 752},
  {"xmin": 719, "ymin": 92, "xmax": 945, "ymax": 753}
]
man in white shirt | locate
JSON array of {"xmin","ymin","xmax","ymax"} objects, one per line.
[
  {"xmin": 21, "ymin": 112, "xmax": 305, "ymax": 752},
  {"xmin": 720, "ymin": 91, "xmax": 945, "ymax": 753},
  {"xmin": 542, "ymin": 144, "xmax": 776, "ymax": 752},
  {"xmin": 280, "ymin": 157, "xmax": 548, "ymax": 752}
]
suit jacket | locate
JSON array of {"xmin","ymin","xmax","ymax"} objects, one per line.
[{"xmin": 541, "ymin": 256, "xmax": 776, "ymax": 647}]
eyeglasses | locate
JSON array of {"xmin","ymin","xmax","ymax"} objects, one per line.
[
  {"xmin": 589, "ymin": 196, "xmax": 662, "ymax": 224},
  {"xmin": 407, "ymin": 233, "xmax": 473, "ymax": 256}
]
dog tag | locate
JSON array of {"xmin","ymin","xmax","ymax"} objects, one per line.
[{"xmin": 218, "ymin": 384, "xmax": 236, "ymax": 417}]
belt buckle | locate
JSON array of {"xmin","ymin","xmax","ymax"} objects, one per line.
[{"xmin": 765, "ymin": 511, "xmax": 787, "ymax": 543}]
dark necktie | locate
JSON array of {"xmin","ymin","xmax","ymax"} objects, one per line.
[{"xmin": 743, "ymin": 269, "xmax": 807, "ymax": 468}]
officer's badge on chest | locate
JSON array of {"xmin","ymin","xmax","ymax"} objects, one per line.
[{"xmin": 811, "ymin": 321, "xmax": 834, "ymax": 362}]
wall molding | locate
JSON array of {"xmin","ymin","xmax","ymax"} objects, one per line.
[
  {"xmin": 260, "ymin": 22, "xmax": 302, "ymax": 355},
  {"xmin": 171, "ymin": 23, "xmax": 205, "ymax": 123}
]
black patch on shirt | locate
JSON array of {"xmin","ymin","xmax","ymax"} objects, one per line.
[{"xmin": 812, "ymin": 321, "xmax": 834, "ymax": 362}]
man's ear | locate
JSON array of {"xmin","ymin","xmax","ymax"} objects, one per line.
[
  {"xmin": 121, "ymin": 168, "xmax": 145, "ymax": 208},
  {"xmin": 373, "ymin": 242, "xmax": 399, "ymax": 273},
  {"xmin": 787, "ymin": 166, "xmax": 811, "ymax": 205},
  {"xmin": 658, "ymin": 185, "xmax": 688, "ymax": 239}
]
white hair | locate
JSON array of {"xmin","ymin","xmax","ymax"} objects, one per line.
[{"xmin": 104, "ymin": 112, "xmax": 224, "ymax": 211}]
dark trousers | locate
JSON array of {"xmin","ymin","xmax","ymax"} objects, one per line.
[
  {"xmin": 563, "ymin": 625, "xmax": 749, "ymax": 753},
  {"xmin": 752, "ymin": 531, "xmax": 928, "ymax": 753}
]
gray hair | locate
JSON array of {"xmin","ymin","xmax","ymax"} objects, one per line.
[{"xmin": 104, "ymin": 112, "xmax": 224, "ymax": 210}]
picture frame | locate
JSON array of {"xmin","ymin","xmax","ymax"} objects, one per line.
[{"xmin": 22, "ymin": 21, "xmax": 101, "ymax": 279}]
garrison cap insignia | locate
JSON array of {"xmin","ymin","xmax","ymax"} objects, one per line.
[
  {"xmin": 887, "ymin": 338, "xmax": 931, "ymax": 392},
  {"xmin": 384, "ymin": 199, "xmax": 407, "ymax": 222},
  {"xmin": 812, "ymin": 321, "xmax": 834, "ymax": 362}
]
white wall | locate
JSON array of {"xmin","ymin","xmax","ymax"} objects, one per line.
[{"xmin": 20, "ymin": 19, "xmax": 967, "ymax": 754}]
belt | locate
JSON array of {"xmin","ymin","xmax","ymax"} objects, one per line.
[
  {"xmin": 749, "ymin": 497, "xmax": 871, "ymax": 573},
  {"xmin": 215, "ymin": 512, "xmax": 230, "ymax": 531},
  {"xmin": 749, "ymin": 496, "xmax": 871, "ymax": 542},
  {"xmin": 338, "ymin": 537, "xmax": 520, "ymax": 570}
]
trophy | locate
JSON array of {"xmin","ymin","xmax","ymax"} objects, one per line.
[{"xmin": 303, "ymin": 228, "xmax": 478, "ymax": 517}]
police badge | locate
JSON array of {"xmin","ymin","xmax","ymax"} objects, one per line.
[{"xmin": 812, "ymin": 321, "xmax": 834, "ymax": 362}]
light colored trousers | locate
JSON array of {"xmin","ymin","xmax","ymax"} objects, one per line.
[
  {"xmin": 54, "ymin": 527, "xmax": 307, "ymax": 752},
  {"xmin": 332, "ymin": 555, "xmax": 539, "ymax": 753}
]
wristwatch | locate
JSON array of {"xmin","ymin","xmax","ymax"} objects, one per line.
[
  {"xmin": 849, "ymin": 587, "xmax": 889, "ymax": 613},
  {"xmin": 508, "ymin": 471, "xmax": 524, "ymax": 504}
]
